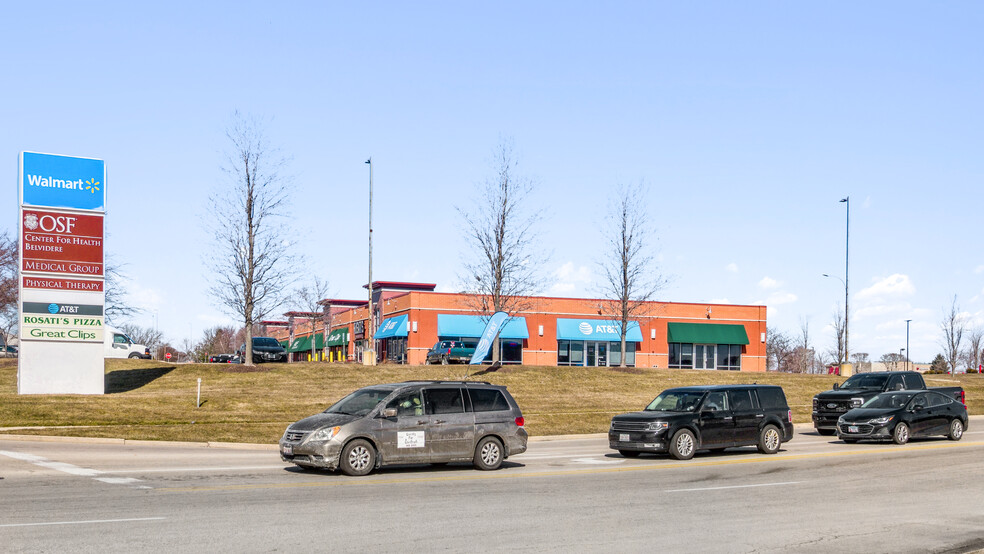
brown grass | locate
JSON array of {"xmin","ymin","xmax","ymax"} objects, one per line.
[{"xmin": 1, "ymin": 358, "xmax": 980, "ymax": 443}]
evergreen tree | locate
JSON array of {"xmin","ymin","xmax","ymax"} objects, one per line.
[{"xmin": 929, "ymin": 354, "xmax": 948, "ymax": 373}]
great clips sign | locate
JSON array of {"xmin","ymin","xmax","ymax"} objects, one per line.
[{"xmin": 21, "ymin": 151, "xmax": 105, "ymax": 211}]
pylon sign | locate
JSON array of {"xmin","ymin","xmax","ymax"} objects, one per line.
[{"xmin": 18, "ymin": 152, "xmax": 106, "ymax": 394}]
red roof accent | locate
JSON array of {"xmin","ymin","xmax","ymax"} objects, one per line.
[
  {"xmin": 363, "ymin": 281, "xmax": 437, "ymax": 291},
  {"xmin": 284, "ymin": 311, "xmax": 323, "ymax": 318},
  {"xmin": 317, "ymin": 298, "xmax": 369, "ymax": 307},
  {"xmin": 260, "ymin": 320, "xmax": 289, "ymax": 327}
]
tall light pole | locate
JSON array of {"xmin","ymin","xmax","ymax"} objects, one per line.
[
  {"xmin": 822, "ymin": 273, "xmax": 847, "ymax": 364},
  {"xmin": 364, "ymin": 157, "xmax": 375, "ymax": 366},
  {"xmin": 840, "ymin": 196, "xmax": 850, "ymax": 375},
  {"xmin": 905, "ymin": 319, "xmax": 912, "ymax": 372}
]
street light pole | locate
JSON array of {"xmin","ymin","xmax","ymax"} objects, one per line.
[
  {"xmin": 840, "ymin": 197, "xmax": 850, "ymax": 374},
  {"xmin": 365, "ymin": 157, "xmax": 375, "ymax": 366},
  {"xmin": 899, "ymin": 348, "xmax": 905, "ymax": 371},
  {"xmin": 905, "ymin": 319, "xmax": 912, "ymax": 372}
]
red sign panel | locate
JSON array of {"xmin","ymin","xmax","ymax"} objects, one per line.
[
  {"xmin": 22, "ymin": 276, "xmax": 104, "ymax": 292},
  {"xmin": 21, "ymin": 209, "xmax": 104, "ymax": 276}
]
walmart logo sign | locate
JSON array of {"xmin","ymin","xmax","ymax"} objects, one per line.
[{"xmin": 21, "ymin": 152, "xmax": 105, "ymax": 212}]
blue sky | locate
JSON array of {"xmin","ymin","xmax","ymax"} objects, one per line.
[{"xmin": 4, "ymin": 1, "xmax": 983, "ymax": 364}]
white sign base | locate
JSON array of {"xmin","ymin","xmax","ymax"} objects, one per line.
[{"xmin": 18, "ymin": 342, "xmax": 104, "ymax": 394}]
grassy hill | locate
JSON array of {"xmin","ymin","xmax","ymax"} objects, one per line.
[{"xmin": 1, "ymin": 358, "xmax": 979, "ymax": 443}]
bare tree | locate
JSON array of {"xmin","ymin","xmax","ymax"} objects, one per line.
[
  {"xmin": 207, "ymin": 112, "xmax": 297, "ymax": 366},
  {"xmin": 766, "ymin": 326, "xmax": 792, "ymax": 371},
  {"xmin": 851, "ymin": 352, "xmax": 870, "ymax": 373},
  {"xmin": 880, "ymin": 352, "xmax": 904, "ymax": 372},
  {"xmin": 457, "ymin": 140, "xmax": 544, "ymax": 362},
  {"xmin": 104, "ymin": 258, "xmax": 142, "ymax": 323},
  {"xmin": 117, "ymin": 323, "xmax": 163, "ymax": 355},
  {"xmin": 0, "ymin": 231, "xmax": 17, "ymax": 347},
  {"xmin": 830, "ymin": 309, "xmax": 846, "ymax": 366},
  {"xmin": 964, "ymin": 327, "xmax": 982, "ymax": 373},
  {"xmin": 939, "ymin": 296, "xmax": 965, "ymax": 374},
  {"xmin": 295, "ymin": 277, "xmax": 331, "ymax": 361},
  {"xmin": 595, "ymin": 183, "xmax": 664, "ymax": 367}
]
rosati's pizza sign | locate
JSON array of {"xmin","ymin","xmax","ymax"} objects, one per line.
[{"xmin": 21, "ymin": 209, "xmax": 104, "ymax": 276}]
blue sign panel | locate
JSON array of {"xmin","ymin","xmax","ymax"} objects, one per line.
[
  {"xmin": 21, "ymin": 152, "xmax": 106, "ymax": 212},
  {"xmin": 556, "ymin": 318, "xmax": 644, "ymax": 341}
]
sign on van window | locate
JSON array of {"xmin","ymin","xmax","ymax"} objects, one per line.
[{"xmin": 397, "ymin": 431, "xmax": 425, "ymax": 448}]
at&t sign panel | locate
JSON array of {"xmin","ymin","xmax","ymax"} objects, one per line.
[{"xmin": 18, "ymin": 152, "xmax": 107, "ymax": 394}]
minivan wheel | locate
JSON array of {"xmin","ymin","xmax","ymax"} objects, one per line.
[
  {"xmin": 893, "ymin": 423, "xmax": 910, "ymax": 445},
  {"xmin": 340, "ymin": 439, "xmax": 376, "ymax": 476},
  {"xmin": 474, "ymin": 436, "xmax": 503, "ymax": 470},
  {"xmin": 669, "ymin": 429, "xmax": 696, "ymax": 460},
  {"xmin": 948, "ymin": 419, "xmax": 964, "ymax": 441},
  {"xmin": 757, "ymin": 425, "xmax": 782, "ymax": 454},
  {"xmin": 618, "ymin": 450, "xmax": 640, "ymax": 458}
]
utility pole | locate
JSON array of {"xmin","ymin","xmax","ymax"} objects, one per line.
[{"xmin": 364, "ymin": 157, "xmax": 376, "ymax": 366}]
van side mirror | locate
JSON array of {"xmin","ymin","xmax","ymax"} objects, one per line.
[{"xmin": 381, "ymin": 408, "xmax": 397, "ymax": 418}]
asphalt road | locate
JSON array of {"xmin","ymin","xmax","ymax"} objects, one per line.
[{"xmin": 2, "ymin": 422, "xmax": 983, "ymax": 553}]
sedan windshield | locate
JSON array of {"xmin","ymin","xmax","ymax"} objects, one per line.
[
  {"xmin": 645, "ymin": 391, "xmax": 706, "ymax": 412},
  {"xmin": 253, "ymin": 338, "xmax": 281, "ymax": 348},
  {"xmin": 862, "ymin": 392, "xmax": 915, "ymax": 409},
  {"xmin": 325, "ymin": 388, "xmax": 393, "ymax": 417},
  {"xmin": 840, "ymin": 374, "xmax": 889, "ymax": 390}
]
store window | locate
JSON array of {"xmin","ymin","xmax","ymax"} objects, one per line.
[
  {"xmin": 609, "ymin": 342, "xmax": 637, "ymax": 367},
  {"xmin": 670, "ymin": 343, "xmax": 741, "ymax": 370}
]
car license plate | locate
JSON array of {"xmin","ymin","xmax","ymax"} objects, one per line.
[
  {"xmin": 282, "ymin": 444, "xmax": 292, "ymax": 455},
  {"xmin": 619, "ymin": 433, "xmax": 630, "ymax": 442},
  {"xmin": 848, "ymin": 426, "xmax": 858, "ymax": 433}
]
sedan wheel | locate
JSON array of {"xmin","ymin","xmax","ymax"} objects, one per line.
[
  {"xmin": 340, "ymin": 439, "xmax": 375, "ymax": 476},
  {"xmin": 669, "ymin": 429, "xmax": 696, "ymax": 460},
  {"xmin": 893, "ymin": 423, "xmax": 910, "ymax": 445},
  {"xmin": 948, "ymin": 419, "xmax": 964, "ymax": 441}
]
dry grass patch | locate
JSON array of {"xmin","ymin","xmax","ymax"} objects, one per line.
[{"xmin": 1, "ymin": 358, "xmax": 980, "ymax": 443}]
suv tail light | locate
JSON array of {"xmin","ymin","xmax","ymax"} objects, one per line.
[
  {"xmin": 515, "ymin": 417, "xmax": 525, "ymax": 427},
  {"xmin": 788, "ymin": 410, "xmax": 793, "ymax": 423},
  {"xmin": 959, "ymin": 390, "xmax": 966, "ymax": 406}
]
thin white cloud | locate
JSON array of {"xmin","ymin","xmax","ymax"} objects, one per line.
[
  {"xmin": 975, "ymin": 265, "xmax": 984, "ymax": 274},
  {"xmin": 725, "ymin": 263, "xmax": 738, "ymax": 273},
  {"xmin": 766, "ymin": 292, "xmax": 797, "ymax": 305},
  {"xmin": 758, "ymin": 277, "xmax": 780, "ymax": 290},
  {"xmin": 129, "ymin": 282, "xmax": 163, "ymax": 312},
  {"xmin": 549, "ymin": 283, "xmax": 577, "ymax": 294},
  {"xmin": 554, "ymin": 262, "xmax": 592, "ymax": 282},
  {"xmin": 855, "ymin": 274, "xmax": 915, "ymax": 301}
]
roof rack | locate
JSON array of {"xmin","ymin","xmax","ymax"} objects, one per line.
[{"xmin": 401, "ymin": 380, "xmax": 492, "ymax": 385}]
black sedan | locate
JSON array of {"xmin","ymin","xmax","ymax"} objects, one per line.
[{"xmin": 837, "ymin": 390, "xmax": 968, "ymax": 445}]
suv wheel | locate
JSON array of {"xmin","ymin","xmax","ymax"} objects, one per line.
[
  {"xmin": 892, "ymin": 423, "xmax": 910, "ymax": 445},
  {"xmin": 757, "ymin": 425, "xmax": 781, "ymax": 454},
  {"xmin": 947, "ymin": 419, "xmax": 964, "ymax": 441},
  {"xmin": 474, "ymin": 436, "xmax": 503, "ymax": 470},
  {"xmin": 669, "ymin": 429, "xmax": 696, "ymax": 460},
  {"xmin": 340, "ymin": 439, "xmax": 376, "ymax": 476}
]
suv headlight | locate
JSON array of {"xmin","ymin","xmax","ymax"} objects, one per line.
[
  {"xmin": 837, "ymin": 416, "xmax": 845, "ymax": 425},
  {"xmin": 850, "ymin": 397, "xmax": 864, "ymax": 408},
  {"xmin": 868, "ymin": 416, "xmax": 894, "ymax": 425},
  {"xmin": 311, "ymin": 426, "xmax": 341, "ymax": 442},
  {"xmin": 646, "ymin": 421, "xmax": 669, "ymax": 432}
]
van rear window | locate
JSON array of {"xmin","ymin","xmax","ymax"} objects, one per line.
[{"xmin": 469, "ymin": 389, "xmax": 510, "ymax": 412}]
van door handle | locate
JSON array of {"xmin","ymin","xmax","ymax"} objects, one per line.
[
  {"xmin": 723, "ymin": 416, "xmax": 733, "ymax": 421},
  {"xmin": 416, "ymin": 420, "xmax": 428, "ymax": 425},
  {"xmin": 433, "ymin": 420, "xmax": 446, "ymax": 425},
  {"xmin": 756, "ymin": 414, "xmax": 764, "ymax": 418}
]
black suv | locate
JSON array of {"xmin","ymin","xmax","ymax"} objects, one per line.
[{"xmin": 609, "ymin": 385, "xmax": 794, "ymax": 460}]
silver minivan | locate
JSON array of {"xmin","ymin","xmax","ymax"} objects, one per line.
[{"xmin": 280, "ymin": 381, "xmax": 528, "ymax": 476}]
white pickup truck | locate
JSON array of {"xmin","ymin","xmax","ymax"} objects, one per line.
[{"xmin": 105, "ymin": 327, "xmax": 151, "ymax": 359}]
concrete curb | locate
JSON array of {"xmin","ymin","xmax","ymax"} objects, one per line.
[{"xmin": 2, "ymin": 415, "xmax": 980, "ymax": 449}]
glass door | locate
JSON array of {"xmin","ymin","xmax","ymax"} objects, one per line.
[
  {"xmin": 695, "ymin": 345, "xmax": 716, "ymax": 369},
  {"xmin": 597, "ymin": 343, "xmax": 607, "ymax": 366},
  {"xmin": 586, "ymin": 343, "xmax": 596, "ymax": 366}
]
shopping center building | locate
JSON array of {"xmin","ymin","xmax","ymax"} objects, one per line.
[{"xmin": 273, "ymin": 281, "xmax": 768, "ymax": 371}]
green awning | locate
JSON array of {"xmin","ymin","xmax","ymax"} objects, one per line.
[
  {"xmin": 288, "ymin": 336, "xmax": 311, "ymax": 353},
  {"xmin": 326, "ymin": 328, "xmax": 349, "ymax": 347},
  {"xmin": 666, "ymin": 322, "xmax": 749, "ymax": 345}
]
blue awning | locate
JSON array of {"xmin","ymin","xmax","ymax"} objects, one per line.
[
  {"xmin": 374, "ymin": 314, "xmax": 408, "ymax": 340},
  {"xmin": 437, "ymin": 314, "xmax": 530, "ymax": 339},
  {"xmin": 556, "ymin": 319, "xmax": 643, "ymax": 342}
]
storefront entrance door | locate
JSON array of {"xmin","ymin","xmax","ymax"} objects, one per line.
[
  {"xmin": 694, "ymin": 345, "xmax": 716, "ymax": 369},
  {"xmin": 586, "ymin": 343, "xmax": 595, "ymax": 366}
]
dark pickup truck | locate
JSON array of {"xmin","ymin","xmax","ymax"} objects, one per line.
[{"xmin": 812, "ymin": 371, "xmax": 965, "ymax": 435}]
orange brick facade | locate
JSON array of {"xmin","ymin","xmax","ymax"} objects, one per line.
[{"xmin": 276, "ymin": 289, "xmax": 768, "ymax": 372}]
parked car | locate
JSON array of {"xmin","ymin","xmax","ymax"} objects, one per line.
[
  {"xmin": 609, "ymin": 384, "xmax": 794, "ymax": 460},
  {"xmin": 209, "ymin": 354, "xmax": 234, "ymax": 363},
  {"xmin": 238, "ymin": 337, "xmax": 288, "ymax": 363},
  {"xmin": 280, "ymin": 380, "xmax": 528, "ymax": 476},
  {"xmin": 425, "ymin": 340, "xmax": 477, "ymax": 364},
  {"xmin": 0, "ymin": 345, "xmax": 17, "ymax": 358},
  {"xmin": 836, "ymin": 390, "xmax": 969, "ymax": 444},
  {"xmin": 812, "ymin": 371, "xmax": 965, "ymax": 435}
]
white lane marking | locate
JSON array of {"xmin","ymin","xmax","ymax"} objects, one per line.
[
  {"xmin": 0, "ymin": 450, "xmax": 140, "ymax": 486},
  {"xmin": 571, "ymin": 458, "xmax": 625, "ymax": 465},
  {"xmin": 109, "ymin": 465, "xmax": 286, "ymax": 474},
  {"xmin": 94, "ymin": 477, "xmax": 142, "ymax": 485},
  {"xmin": 666, "ymin": 481, "xmax": 801, "ymax": 493},
  {"xmin": 0, "ymin": 517, "xmax": 165, "ymax": 528}
]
